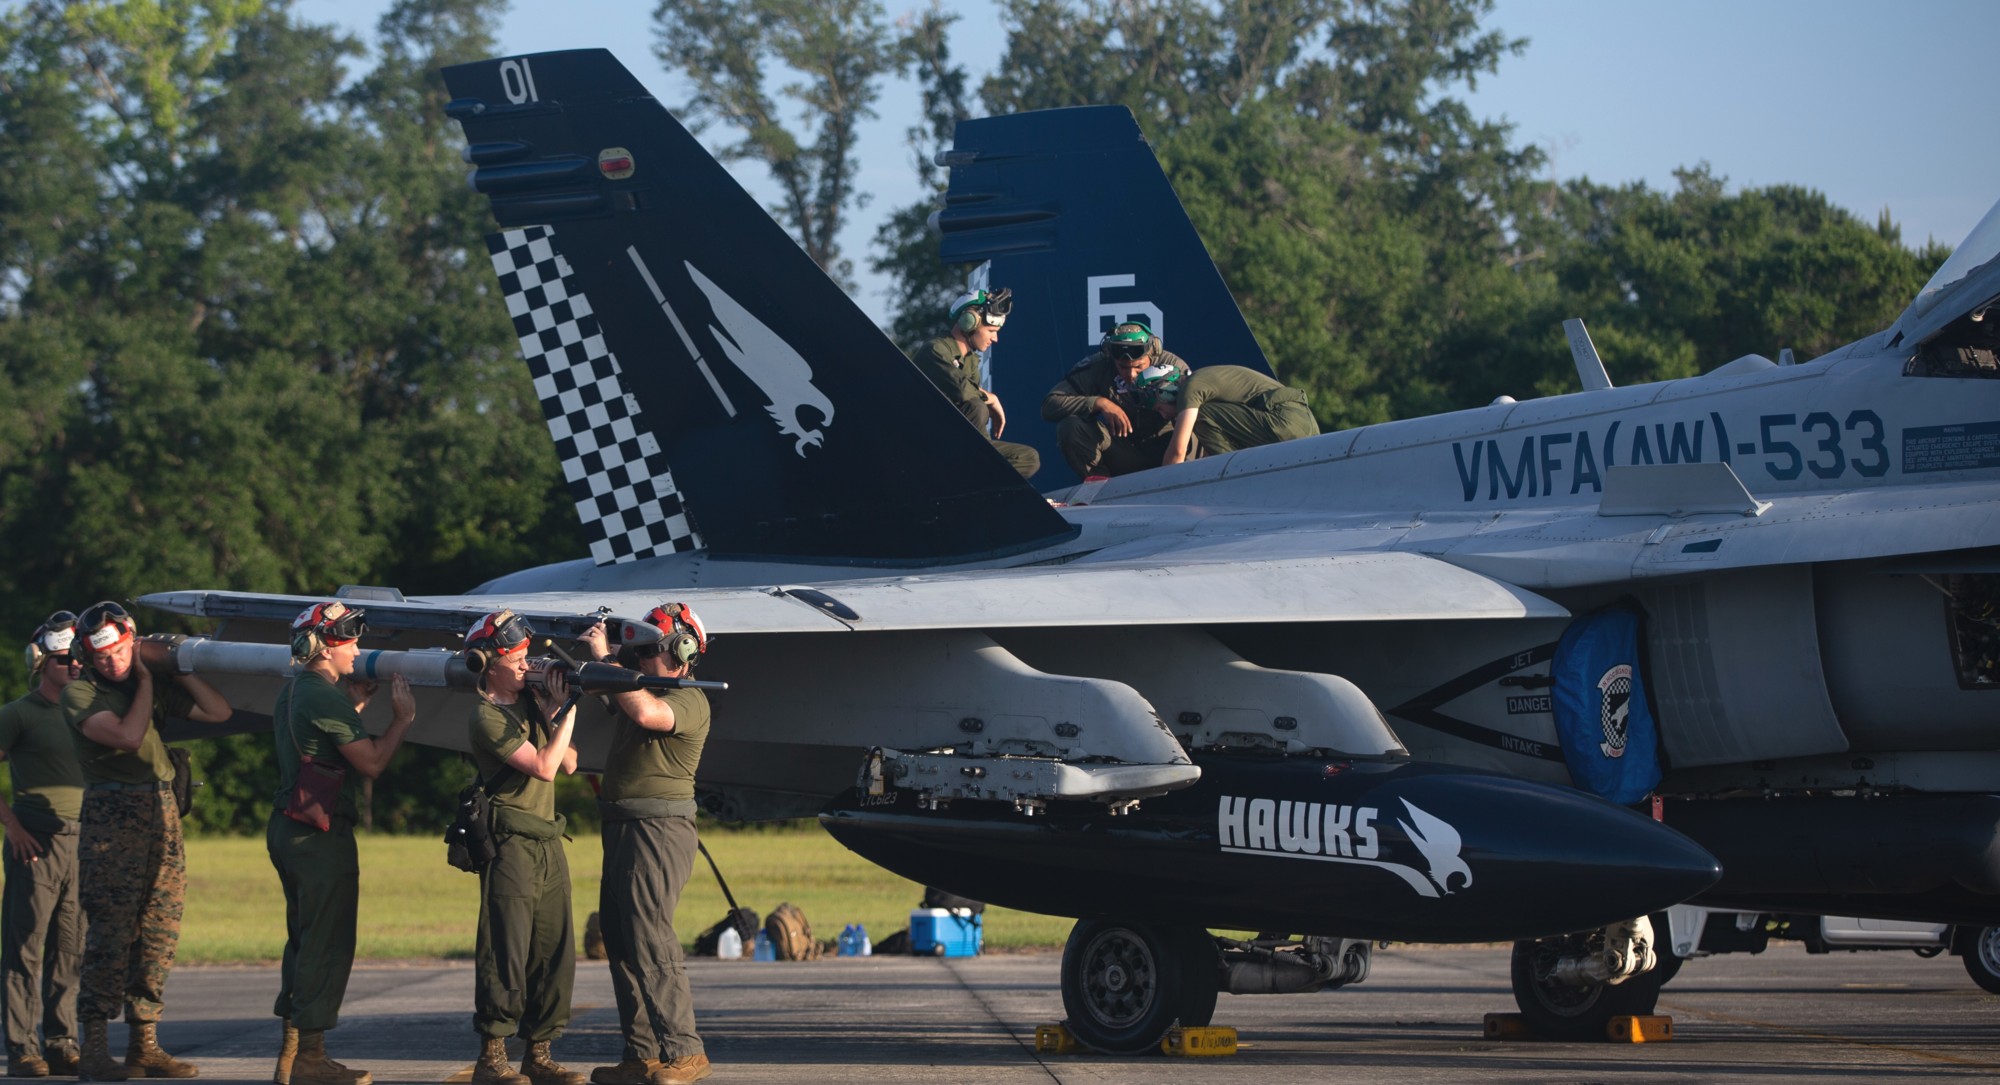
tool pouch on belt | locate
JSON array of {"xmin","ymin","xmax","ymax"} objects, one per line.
[
  {"xmin": 167, "ymin": 747, "xmax": 197, "ymax": 819},
  {"xmin": 444, "ymin": 776, "xmax": 503, "ymax": 873},
  {"xmin": 283, "ymin": 755, "xmax": 347, "ymax": 831}
]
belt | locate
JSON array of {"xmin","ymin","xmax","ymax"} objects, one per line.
[{"xmin": 85, "ymin": 780, "xmax": 171, "ymax": 792}]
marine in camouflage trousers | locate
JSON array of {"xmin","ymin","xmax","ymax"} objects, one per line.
[{"xmin": 76, "ymin": 786, "xmax": 184, "ymax": 1025}]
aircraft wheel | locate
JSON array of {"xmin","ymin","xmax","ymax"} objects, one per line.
[
  {"xmin": 1174, "ymin": 927, "xmax": 1221, "ymax": 1029},
  {"xmin": 1961, "ymin": 927, "xmax": 2000, "ymax": 994},
  {"xmin": 1509, "ymin": 933, "xmax": 1666, "ymax": 1042},
  {"xmin": 1061, "ymin": 919, "xmax": 1206, "ymax": 1054}
]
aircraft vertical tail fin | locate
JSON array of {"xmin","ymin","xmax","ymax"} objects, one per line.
[
  {"xmin": 441, "ymin": 51, "xmax": 1073, "ymax": 565},
  {"xmin": 937, "ymin": 107, "xmax": 1271, "ymax": 486}
]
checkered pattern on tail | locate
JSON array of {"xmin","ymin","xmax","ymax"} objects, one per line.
[{"xmin": 487, "ymin": 226, "xmax": 702, "ymax": 564}]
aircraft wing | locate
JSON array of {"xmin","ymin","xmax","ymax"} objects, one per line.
[{"xmin": 141, "ymin": 548, "xmax": 1564, "ymax": 637}]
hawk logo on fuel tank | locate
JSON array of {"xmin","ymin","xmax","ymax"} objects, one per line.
[
  {"xmin": 1217, "ymin": 796, "xmax": 1473, "ymax": 898},
  {"xmin": 1597, "ymin": 663, "xmax": 1633, "ymax": 759}
]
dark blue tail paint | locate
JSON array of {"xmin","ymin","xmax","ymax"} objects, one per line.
[
  {"xmin": 938, "ymin": 107, "xmax": 1272, "ymax": 487},
  {"xmin": 440, "ymin": 50, "xmax": 1072, "ymax": 565}
]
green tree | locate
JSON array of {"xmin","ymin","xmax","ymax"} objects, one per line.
[{"xmin": 654, "ymin": 0, "xmax": 906, "ymax": 288}]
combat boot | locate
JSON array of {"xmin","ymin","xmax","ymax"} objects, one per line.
[
  {"xmin": 44, "ymin": 1040, "xmax": 80, "ymax": 1077},
  {"xmin": 74, "ymin": 1023, "xmax": 126, "ymax": 1082},
  {"xmin": 654, "ymin": 1055, "xmax": 710, "ymax": 1085},
  {"xmin": 8, "ymin": 1048, "xmax": 49, "ymax": 1078},
  {"xmin": 288, "ymin": 1031, "xmax": 368, "ymax": 1085},
  {"xmin": 122, "ymin": 1025, "xmax": 195, "ymax": 1079},
  {"xmin": 271, "ymin": 1020, "xmax": 297, "ymax": 1085},
  {"xmin": 518, "ymin": 1042, "xmax": 584, "ymax": 1085},
  {"xmin": 470, "ymin": 1039, "xmax": 526, "ymax": 1085},
  {"xmin": 586, "ymin": 1060, "xmax": 661, "ymax": 1085}
]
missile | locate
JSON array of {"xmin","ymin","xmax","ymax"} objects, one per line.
[
  {"xmin": 136, "ymin": 635, "xmax": 726, "ymax": 693},
  {"xmin": 821, "ymin": 753, "xmax": 1720, "ymax": 943}
]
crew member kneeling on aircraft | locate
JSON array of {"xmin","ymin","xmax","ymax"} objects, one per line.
[
  {"xmin": 917, "ymin": 289, "xmax": 1040, "ymax": 479},
  {"xmin": 1042, "ymin": 322, "xmax": 1192, "ymax": 477},
  {"xmin": 61, "ymin": 602, "xmax": 230, "ymax": 1081},
  {"xmin": 0, "ymin": 613, "xmax": 87, "ymax": 1078},
  {"xmin": 578, "ymin": 606, "xmax": 714, "ymax": 1085},
  {"xmin": 463, "ymin": 611, "xmax": 587, "ymax": 1085},
  {"xmin": 267, "ymin": 602, "xmax": 416, "ymax": 1085},
  {"xmin": 1136, "ymin": 364, "xmax": 1319, "ymax": 466}
]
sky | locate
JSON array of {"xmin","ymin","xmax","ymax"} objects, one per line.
[{"xmin": 292, "ymin": 0, "xmax": 2000, "ymax": 322}]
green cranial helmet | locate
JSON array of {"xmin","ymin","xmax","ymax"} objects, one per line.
[
  {"xmin": 1132, "ymin": 363, "xmax": 1183, "ymax": 408},
  {"xmin": 1103, "ymin": 321, "xmax": 1154, "ymax": 361},
  {"xmin": 948, "ymin": 287, "xmax": 1013, "ymax": 332}
]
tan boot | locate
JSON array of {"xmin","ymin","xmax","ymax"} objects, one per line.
[
  {"xmin": 8, "ymin": 1049, "xmax": 49, "ymax": 1078},
  {"xmin": 470, "ymin": 1039, "xmax": 526, "ymax": 1085},
  {"xmin": 122, "ymin": 1024, "xmax": 195, "ymax": 1079},
  {"xmin": 654, "ymin": 1055, "xmax": 710, "ymax": 1085},
  {"xmin": 74, "ymin": 1024, "xmax": 126, "ymax": 1083},
  {"xmin": 586, "ymin": 1060, "xmax": 661, "ymax": 1085},
  {"xmin": 271, "ymin": 1020, "xmax": 296, "ymax": 1085},
  {"xmin": 287, "ymin": 1031, "xmax": 367, "ymax": 1085},
  {"xmin": 44, "ymin": 1041, "xmax": 80, "ymax": 1078},
  {"xmin": 518, "ymin": 1043, "xmax": 584, "ymax": 1085}
]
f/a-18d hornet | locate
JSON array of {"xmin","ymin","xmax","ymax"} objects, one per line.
[{"xmin": 140, "ymin": 50, "xmax": 1997, "ymax": 1049}]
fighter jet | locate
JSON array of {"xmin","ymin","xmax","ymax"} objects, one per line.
[{"xmin": 140, "ymin": 50, "xmax": 1998, "ymax": 1049}]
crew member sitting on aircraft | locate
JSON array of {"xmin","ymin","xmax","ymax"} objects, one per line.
[
  {"xmin": 916, "ymin": 289, "xmax": 1040, "ymax": 479},
  {"xmin": 578, "ymin": 607, "xmax": 714, "ymax": 1085},
  {"xmin": 1135, "ymin": 364, "xmax": 1319, "ymax": 466},
  {"xmin": 462, "ymin": 611, "xmax": 587, "ymax": 1085},
  {"xmin": 1042, "ymin": 322, "xmax": 1192, "ymax": 477},
  {"xmin": 267, "ymin": 601, "xmax": 416, "ymax": 1085}
]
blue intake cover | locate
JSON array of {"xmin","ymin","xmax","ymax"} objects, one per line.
[{"xmin": 1551, "ymin": 604, "xmax": 1661, "ymax": 804}]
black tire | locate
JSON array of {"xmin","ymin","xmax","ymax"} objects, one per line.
[
  {"xmin": 1961, "ymin": 927, "xmax": 2000, "ymax": 994},
  {"xmin": 1061, "ymin": 920, "xmax": 1204, "ymax": 1054},
  {"xmin": 1174, "ymin": 927, "xmax": 1221, "ymax": 1029},
  {"xmin": 1510, "ymin": 934, "xmax": 1668, "ymax": 1042}
]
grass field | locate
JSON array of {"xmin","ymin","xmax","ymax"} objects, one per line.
[{"xmin": 165, "ymin": 826, "xmax": 1072, "ymax": 963}]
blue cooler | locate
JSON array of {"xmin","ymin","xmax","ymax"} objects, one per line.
[{"xmin": 909, "ymin": 908, "xmax": 982, "ymax": 957}]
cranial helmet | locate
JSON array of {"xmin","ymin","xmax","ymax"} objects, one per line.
[
  {"xmin": 1103, "ymin": 321, "xmax": 1155, "ymax": 361},
  {"xmin": 25, "ymin": 611, "xmax": 78, "ymax": 672},
  {"xmin": 1132, "ymin": 364, "xmax": 1184, "ymax": 408},
  {"xmin": 621, "ymin": 602, "xmax": 708, "ymax": 666},
  {"xmin": 463, "ymin": 609, "xmax": 532, "ymax": 674},
  {"xmin": 74, "ymin": 601, "xmax": 135, "ymax": 663},
  {"xmin": 948, "ymin": 288, "xmax": 1013, "ymax": 334},
  {"xmin": 291, "ymin": 600, "xmax": 367, "ymax": 662}
]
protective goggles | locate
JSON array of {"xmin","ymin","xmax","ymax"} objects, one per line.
[
  {"xmin": 27, "ymin": 612, "xmax": 79, "ymax": 670},
  {"xmin": 78, "ymin": 601, "xmax": 134, "ymax": 652},
  {"xmin": 295, "ymin": 601, "xmax": 367, "ymax": 645},
  {"xmin": 467, "ymin": 609, "xmax": 533, "ymax": 655},
  {"xmin": 1108, "ymin": 342, "xmax": 1150, "ymax": 362}
]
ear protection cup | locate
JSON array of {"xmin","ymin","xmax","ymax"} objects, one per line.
[
  {"xmin": 463, "ymin": 647, "xmax": 493, "ymax": 674},
  {"xmin": 292, "ymin": 629, "xmax": 323, "ymax": 662},
  {"xmin": 665, "ymin": 630, "xmax": 700, "ymax": 665},
  {"xmin": 955, "ymin": 307, "xmax": 981, "ymax": 335}
]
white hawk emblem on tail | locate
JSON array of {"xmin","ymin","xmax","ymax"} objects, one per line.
[{"xmin": 685, "ymin": 262, "xmax": 835, "ymax": 456}]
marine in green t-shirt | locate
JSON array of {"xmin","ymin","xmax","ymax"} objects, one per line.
[
  {"xmin": 272, "ymin": 672, "xmax": 372, "ymax": 823},
  {"xmin": 577, "ymin": 607, "xmax": 715, "ymax": 1080},
  {"xmin": 0, "ymin": 691, "xmax": 85, "ymax": 823},
  {"xmin": 468, "ymin": 698, "xmax": 559, "ymax": 825},
  {"xmin": 59, "ymin": 675, "xmax": 192, "ymax": 786},
  {"xmin": 1137, "ymin": 363, "xmax": 1319, "ymax": 466}
]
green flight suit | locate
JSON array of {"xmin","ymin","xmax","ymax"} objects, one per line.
[
  {"xmin": 0, "ymin": 691, "xmax": 85, "ymax": 1059},
  {"xmin": 60, "ymin": 675, "xmax": 192, "ymax": 1028},
  {"xmin": 468, "ymin": 696, "xmax": 572, "ymax": 1043},
  {"xmin": 1042, "ymin": 349, "xmax": 1192, "ymax": 477},
  {"xmin": 266, "ymin": 673, "xmax": 369, "ymax": 1031},
  {"xmin": 1178, "ymin": 365, "xmax": 1319, "ymax": 454},
  {"xmin": 916, "ymin": 336, "xmax": 1041, "ymax": 478},
  {"xmin": 598, "ymin": 687, "xmax": 711, "ymax": 1062}
]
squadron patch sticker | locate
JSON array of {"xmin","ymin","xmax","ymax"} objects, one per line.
[{"xmin": 1597, "ymin": 663, "xmax": 1633, "ymax": 759}]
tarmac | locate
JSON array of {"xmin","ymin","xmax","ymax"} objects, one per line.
[{"xmin": 106, "ymin": 943, "xmax": 2000, "ymax": 1083}]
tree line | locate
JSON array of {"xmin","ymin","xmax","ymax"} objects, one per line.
[{"xmin": 0, "ymin": 0, "xmax": 1947, "ymax": 832}]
